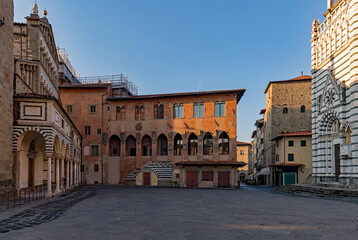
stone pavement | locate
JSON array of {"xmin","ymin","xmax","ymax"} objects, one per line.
[{"xmin": 0, "ymin": 185, "xmax": 357, "ymax": 239}]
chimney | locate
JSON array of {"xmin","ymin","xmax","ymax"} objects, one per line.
[{"xmin": 301, "ymin": 71, "xmax": 303, "ymax": 77}]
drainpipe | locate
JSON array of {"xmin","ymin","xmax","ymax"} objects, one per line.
[{"xmin": 101, "ymin": 92, "xmax": 107, "ymax": 185}]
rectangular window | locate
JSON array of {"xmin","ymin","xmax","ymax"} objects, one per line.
[
  {"xmin": 199, "ymin": 102, "xmax": 204, "ymax": 117},
  {"xmin": 288, "ymin": 140, "xmax": 294, "ymax": 147},
  {"xmin": 202, "ymin": 171, "xmax": 213, "ymax": 181},
  {"xmin": 91, "ymin": 145, "xmax": 99, "ymax": 156},
  {"xmin": 240, "ymin": 150, "xmax": 244, "ymax": 155},
  {"xmin": 94, "ymin": 164, "xmax": 99, "ymax": 172},
  {"xmin": 173, "ymin": 104, "xmax": 183, "ymax": 119},
  {"xmin": 61, "ymin": 119, "xmax": 64, "ymax": 128},
  {"xmin": 107, "ymin": 105, "xmax": 110, "ymax": 111},
  {"xmin": 85, "ymin": 126, "xmax": 91, "ymax": 135},
  {"xmin": 215, "ymin": 101, "xmax": 225, "ymax": 116},
  {"xmin": 194, "ymin": 103, "xmax": 198, "ymax": 118},
  {"xmin": 97, "ymin": 128, "xmax": 102, "ymax": 135},
  {"xmin": 66, "ymin": 105, "xmax": 73, "ymax": 113},
  {"xmin": 276, "ymin": 154, "xmax": 279, "ymax": 162},
  {"xmin": 288, "ymin": 154, "xmax": 294, "ymax": 162},
  {"xmin": 301, "ymin": 140, "xmax": 306, "ymax": 147},
  {"xmin": 89, "ymin": 104, "xmax": 97, "ymax": 113}
]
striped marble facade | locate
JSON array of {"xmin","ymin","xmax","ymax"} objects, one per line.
[{"xmin": 311, "ymin": 0, "xmax": 358, "ymax": 185}]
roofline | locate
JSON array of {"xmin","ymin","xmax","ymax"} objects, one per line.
[
  {"xmin": 271, "ymin": 132, "xmax": 312, "ymax": 141},
  {"xmin": 106, "ymin": 89, "xmax": 246, "ymax": 102},
  {"xmin": 264, "ymin": 75, "xmax": 312, "ymax": 93},
  {"xmin": 59, "ymin": 83, "xmax": 111, "ymax": 89},
  {"xmin": 13, "ymin": 94, "xmax": 83, "ymax": 139}
]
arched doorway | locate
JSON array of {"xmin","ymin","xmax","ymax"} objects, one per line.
[
  {"xmin": 18, "ymin": 131, "xmax": 47, "ymax": 189},
  {"xmin": 142, "ymin": 135, "xmax": 152, "ymax": 156},
  {"xmin": 109, "ymin": 135, "xmax": 121, "ymax": 184}
]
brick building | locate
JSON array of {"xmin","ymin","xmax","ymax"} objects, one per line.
[
  {"xmin": 60, "ymin": 84, "xmax": 246, "ymax": 188},
  {"xmin": 0, "ymin": 0, "xmax": 14, "ymax": 188}
]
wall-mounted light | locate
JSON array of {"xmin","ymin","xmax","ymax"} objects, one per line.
[{"xmin": 0, "ymin": 17, "xmax": 5, "ymax": 28}]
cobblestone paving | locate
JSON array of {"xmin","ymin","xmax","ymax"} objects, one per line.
[
  {"xmin": 0, "ymin": 186, "xmax": 358, "ymax": 240},
  {"xmin": 0, "ymin": 187, "xmax": 96, "ymax": 234}
]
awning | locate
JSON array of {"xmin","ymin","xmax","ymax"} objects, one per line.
[{"xmin": 257, "ymin": 167, "xmax": 270, "ymax": 175}]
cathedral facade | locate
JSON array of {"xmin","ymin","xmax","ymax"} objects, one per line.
[{"xmin": 311, "ymin": 0, "xmax": 358, "ymax": 185}]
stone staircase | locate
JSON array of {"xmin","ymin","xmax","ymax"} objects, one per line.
[{"xmin": 275, "ymin": 184, "xmax": 358, "ymax": 198}]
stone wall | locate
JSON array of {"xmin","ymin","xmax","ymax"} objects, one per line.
[{"xmin": 0, "ymin": 0, "xmax": 14, "ymax": 185}]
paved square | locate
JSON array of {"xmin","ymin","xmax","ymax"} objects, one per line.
[{"xmin": 0, "ymin": 186, "xmax": 358, "ymax": 239}]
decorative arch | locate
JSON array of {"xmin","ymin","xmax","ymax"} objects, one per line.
[
  {"xmin": 188, "ymin": 133, "xmax": 198, "ymax": 155},
  {"xmin": 142, "ymin": 134, "xmax": 152, "ymax": 156},
  {"xmin": 319, "ymin": 110, "xmax": 340, "ymax": 133},
  {"xmin": 218, "ymin": 132, "xmax": 229, "ymax": 155},
  {"xmin": 174, "ymin": 133, "xmax": 183, "ymax": 156},
  {"xmin": 203, "ymin": 132, "xmax": 213, "ymax": 155},
  {"xmin": 126, "ymin": 135, "xmax": 136, "ymax": 156},
  {"xmin": 109, "ymin": 135, "xmax": 121, "ymax": 156},
  {"xmin": 157, "ymin": 134, "xmax": 168, "ymax": 156}
]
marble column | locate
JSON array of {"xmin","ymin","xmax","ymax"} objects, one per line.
[
  {"xmin": 66, "ymin": 159, "xmax": 70, "ymax": 188},
  {"xmin": 61, "ymin": 158, "xmax": 65, "ymax": 190},
  {"xmin": 55, "ymin": 158, "xmax": 60, "ymax": 193},
  {"xmin": 46, "ymin": 156, "xmax": 52, "ymax": 196}
]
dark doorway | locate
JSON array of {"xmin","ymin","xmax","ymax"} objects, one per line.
[
  {"xmin": 144, "ymin": 173, "xmax": 150, "ymax": 186},
  {"xmin": 28, "ymin": 158, "xmax": 34, "ymax": 187},
  {"xmin": 334, "ymin": 144, "xmax": 340, "ymax": 182},
  {"xmin": 186, "ymin": 171, "xmax": 198, "ymax": 187},
  {"xmin": 218, "ymin": 171, "xmax": 230, "ymax": 188}
]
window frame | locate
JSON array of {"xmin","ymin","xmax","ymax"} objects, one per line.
[
  {"xmin": 89, "ymin": 104, "xmax": 97, "ymax": 114},
  {"xmin": 301, "ymin": 140, "xmax": 306, "ymax": 147},
  {"xmin": 90, "ymin": 145, "xmax": 99, "ymax": 156},
  {"xmin": 288, "ymin": 153, "xmax": 294, "ymax": 162},
  {"xmin": 288, "ymin": 140, "xmax": 294, "ymax": 147}
]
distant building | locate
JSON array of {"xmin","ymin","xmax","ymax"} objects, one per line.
[
  {"xmin": 236, "ymin": 141, "xmax": 253, "ymax": 181},
  {"xmin": 311, "ymin": 0, "xmax": 358, "ymax": 186},
  {"xmin": 270, "ymin": 131, "xmax": 312, "ymax": 186},
  {"xmin": 252, "ymin": 118, "xmax": 266, "ymax": 184},
  {"xmin": 57, "ymin": 48, "xmax": 81, "ymax": 85},
  {"xmin": 253, "ymin": 74, "xmax": 312, "ymax": 185}
]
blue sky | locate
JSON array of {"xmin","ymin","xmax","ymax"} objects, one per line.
[{"xmin": 14, "ymin": 0, "xmax": 327, "ymax": 142}]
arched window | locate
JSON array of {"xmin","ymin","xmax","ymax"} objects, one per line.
[
  {"xmin": 283, "ymin": 105, "xmax": 288, "ymax": 114},
  {"xmin": 140, "ymin": 106, "xmax": 145, "ymax": 120},
  {"xmin": 188, "ymin": 133, "xmax": 198, "ymax": 155},
  {"xmin": 203, "ymin": 133, "xmax": 213, "ymax": 155},
  {"xmin": 154, "ymin": 104, "xmax": 164, "ymax": 119},
  {"xmin": 126, "ymin": 135, "xmax": 136, "ymax": 156},
  {"xmin": 174, "ymin": 134, "xmax": 183, "ymax": 156},
  {"xmin": 121, "ymin": 106, "xmax": 126, "ymax": 120},
  {"xmin": 135, "ymin": 106, "xmax": 140, "ymax": 120},
  {"xmin": 218, "ymin": 132, "xmax": 229, "ymax": 155},
  {"xmin": 142, "ymin": 135, "xmax": 152, "ymax": 156},
  {"xmin": 157, "ymin": 134, "xmax": 168, "ymax": 156},
  {"xmin": 109, "ymin": 135, "xmax": 121, "ymax": 156},
  {"xmin": 116, "ymin": 106, "xmax": 121, "ymax": 120},
  {"xmin": 300, "ymin": 105, "xmax": 306, "ymax": 113}
]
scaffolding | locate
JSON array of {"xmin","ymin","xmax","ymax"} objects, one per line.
[{"xmin": 78, "ymin": 73, "xmax": 138, "ymax": 96}]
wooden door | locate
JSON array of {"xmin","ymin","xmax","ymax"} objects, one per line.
[
  {"xmin": 186, "ymin": 171, "xmax": 198, "ymax": 187},
  {"xmin": 218, "ymin": 171, "xmax": 230, "ymax": 188},
  {"xmin": 334, "ymin": 144, "xmax": 340, "ymax": 182},
  {"xmin": 144, "ymin": 173, "xmax": 151, "ymax": 186}
]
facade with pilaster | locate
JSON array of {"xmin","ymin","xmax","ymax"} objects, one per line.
[
  {"xmin": 311, "ymin": 0, "xmax": 358, "ymax": 186},
  {"xmin": 12, "ymin": 4, "xmax": 82, "ymax": 195}
]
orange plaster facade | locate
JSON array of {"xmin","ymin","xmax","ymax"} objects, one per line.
[{"xmin": 60, "ymin": 85, "xmax": 245, "ymax": 187}]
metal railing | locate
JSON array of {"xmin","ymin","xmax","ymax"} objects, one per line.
[
  {"xmin": 78, "ymin": 73, "xmax": 138, "ymax": 95},
  {"xmin": 0, "ymin": 185, "xmax": 47, "ymax": 210}
]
